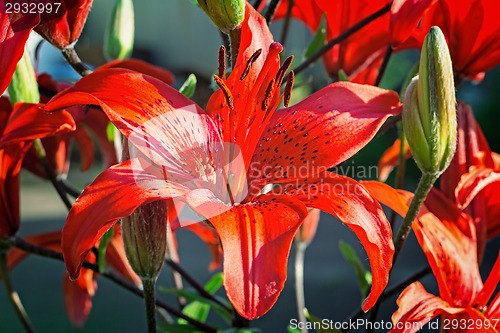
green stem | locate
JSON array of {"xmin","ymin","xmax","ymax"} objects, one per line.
[
  {"xmin": 61, "ymin": 47, "xmax": 93, "ymax": 77},
  {"xmin": 142, "ymin": 278, "xmax": 157, "ymax": 333},
  {"xmin": 295, "ymin": 242, "xmax": 307, "ymax": 333},
  {"xmin": 32, "ymin": 139, "xmax": 72, "ymax": 211},
  {"xmin": 228, "ymin": 28, "xmax": 241, "ymax": 69},
  {"xmin": 0, "ymin": 249, "xmax": 35, "ymax": 333},
  {"xmin": 393, "ymin": 172, "xmax": 438, "ymax": 263}
]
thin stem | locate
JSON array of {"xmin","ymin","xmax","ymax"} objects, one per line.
[
  {"xmin": 375, "ymin": 114, "xmax": 401, "ymax": 138},
  {"xmin": 393, "ymin": 173, "xmax": 438, "ymax": 263},
  {"xmin": 32, "ymin": 139, "xmax": 72, "ymax": 211},
  {"xmin": 389, "ymin": 128, "xmax": 408, "ymax": 229},
  {"xmin": 228, "ymin": 28, "xmax": 241, "ymax": 69},
  {"xmin": 11, "ymin": 237, "xmax": 217, "ymax": 333},
  {"xmin": 374, "ymin": 45, "xmax": 393, "ymax": 86},
  {"xmin": 165, "ymin": 223, "xmax": 186, "ymax": 309},
  {"xmin": 280, "ymin": 0, "xmax": 294, "ymax": 47},
  {"xmin": 58, "ymin": 178, "xmax": 82, "ymax": 199},
  {"xmin": 264, "ymin": 0, "xmax": 281, "ymax": 24},
  {"xmin": 295, "ymin": 242, "xmax": 308, "ymax": 333},
  {"xmin": 0, "ymin": 249, "xmax": 35, "ymax": 333},
  {"xmin": 142, "ymin": 278, "xmax": 157, "ymax": 333},
  {"xmin": 164, "ymin": 258, "xmax": 232, "ymax": 313},
  {"xmin": 253, "ymin": 0, "xmax": 263, "ymax": 10},
  {"xmin": 290, "ymin": 2, "xmax": 392, "ymax": 78},
  {"xmin": 60, "ymin": 47, "xmax": 92, "ymax": 77}
]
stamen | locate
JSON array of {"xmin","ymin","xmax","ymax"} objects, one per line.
[
  {"xmin": 284, "ymin": 71, "xmax": 294, "ymax": 107},
  {"xmin": 240, "ymin": 48, "xmax": 262, "ymax": 80},
  {"xmin": 218, "ymin": 46, "xmax": 226, "ymax": 79},
  {"xmin": 214, "ymin": 75, "xmax": 234, "ymax": 110},
  {"xmin": 276, "ymin": 55, "xmax": 294, "ymax": 85},
  {"xmin": 261, "ymin": 78, "xmax": 275, "ymax": 111}
]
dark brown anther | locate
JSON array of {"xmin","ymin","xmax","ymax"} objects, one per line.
[
  {"xmin": 261, "ymin": 78, "xmax": 275, "ymax": 111},
  {"xmin": 240, "ymin": 48, "xmax": 262, "ymax": 80},
  {"xmin": 284, "ymin": 71, "xmax": 294, "ymax": 107},
  {"xmin": 218, "ymin": 45, "xmax": 226, "ymax": 79},
  {"xmin": 214, "ymin": 75, "xmax": 234, "ymax": 110},
  {"xmin": 275, "ymin": 56, "xmax": 294, "ymax": 85}
]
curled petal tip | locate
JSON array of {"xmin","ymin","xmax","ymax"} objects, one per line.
[{"xmin": 270, "ymin": 42, "xmax": 283, "ymax": 53}]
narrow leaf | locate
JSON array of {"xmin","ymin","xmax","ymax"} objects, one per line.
[
  {"xmin": 179, "ymin": 74, "xmax": 197, "ymax": 98},
  {"xmin": 304, "ymin": 14, "xmax": 326, "ymax": 59},
  {"xmin": 338, "ymin": 241, "xmax": 372, "ymax": 298},
  {"xmin": 304, "ymin": 309, "xmax": 341, "ymax": 333}
]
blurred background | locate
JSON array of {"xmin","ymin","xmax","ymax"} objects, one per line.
[{"xmin": 1, "ymin": 0, "xmax": 500, "ymax": 332}]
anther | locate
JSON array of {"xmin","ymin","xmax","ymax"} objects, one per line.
[
  {"xmin": 284, "ymin": 71, "xmax": 294, "ymax": 107},
  {"xmin": 240, "ymin": 48, "xmax": 262, "ymax": 80},
  {"xmin": 218, "ymin": 46, "xmax": 226, "ymax": 79},
  {"xmin": 214, "ymin": 75, "xmax": 234, "ymax": 110},
  {"xmin": 261, "ymin": 78, "xmax": 275, "ymax": 111},
  {"xmin": 276, "ymin": 55, "xmax": 294, "ymax": 85}
]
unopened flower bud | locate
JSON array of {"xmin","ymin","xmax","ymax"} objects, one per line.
[
  {"xmin": 197, "ymin": 0, "xmax": 245, "ymax": 33},
  {"xmin": 294, "ymin": 209, "xmax": 320, "ymax": 245},
  {"xmin": 121, "ymin": 200, "xmax": 167, "ymax": 280},
  {"xmin": 7, "ymin": 49, "xmax": 39, "ymax": 105},
  {"xmin": 402, "ymin": 26, "xmax": 456, "ymax": 175},
  {"xmin": 104, "ymin": 0, "xmax": 135, "ymax": 61}
]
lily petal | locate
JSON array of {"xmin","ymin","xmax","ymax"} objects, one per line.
[
  {"xmin": 98, "ymin": 59, "xmax": 174, "ymax": 85},
  {"xmin": 275, "ymin": 173, "xmax": 394, "ymax": 311},
  {"xmin": 62, "ymin": 158, "xmax": 189, "ymax": 279},
  {"xmin": 0, "ymin": 103, "xmax": 76, "ymax": 148},
  {"xmin": 473, "ymin": 251, "xmax": 500, "ymax": 309},
  {"xmin": 62, "ymin": 270, "xmax": 96, "ymax": 328},
  {"xmin": 250, "ymin": 82, "xmax": 400, "ymax": 186},
  {"xmin": 378, "ymin": 138, "xmax": 411, "ymax": 182},
  {"xmin": 455, "ymin": 166, "xmax": 500, "ymax": 209},
  {"xmin": 187, "ymin": 190, "xmax": 308, "ymax": 319},
  {"xmin": 389, "ymin": 282, "xmax": 463, "ymax": 333}
]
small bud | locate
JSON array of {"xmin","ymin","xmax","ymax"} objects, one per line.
[
  {"xmin": 402, "ymin": 26, "xmax": 456, "ymax": 175},
  {"xmin": 7, "ymin": 49, "xmax": 39, "ymax": 105},
  {"xmin": 121, "ymin": 201, "xmax": 167, "ymax": 280},
  {"xmin": 197, "ymin": 0, "xmax": 245, "ymax": 33},
  {"xmin": 294, "ymin": 209, "xmax": 320, "ymax": 245},
  {"xmin": 104, "ymin": 0, "xmax": 135, "ymax": 61}
]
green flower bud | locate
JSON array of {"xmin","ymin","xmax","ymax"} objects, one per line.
[
  {"xmin": 104, "ymin": 0, "xmax": 135, "ymax": 62},
  {"xmin": 198, "ymin": 0, "xmax": 245, "ymax": 33},
  {"xmin": 121, "ymin": 200, "xmax": 167, "ymax": 280},
  {"xmin": 402, "ymin": 26, "xmax": 457, "ymax": 176},
  {"xmin": 7, "ymin": 49, "xmax": 39, "ymax": 105}
]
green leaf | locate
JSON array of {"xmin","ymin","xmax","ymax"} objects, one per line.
[
  {"xmin": 106, "ymin": 121, "xmax": 116, "ymax": 142},
  {"xmin": 179, "ymin": 74, "xmax": 197, "ymax": 98},
  {"xmin": 337, "ymin": 69, "xmax": 350, "ymax": 82},
  {"xmin": 304, "ymin": 14, "xmax": 327, "ymax": 59},
  {"xmin": 338, "ymin": 241, "xmax": 372, "ymax": 298},
  {"xmin": 178, "ymin": 273, "xmax": 223, "ymax": 323},
  {"xmin": 304, "ymin": 309, "xmax": 341, "ymax": 333},
  {"xmin": 287, "ymin": 327, "xmax": 301, "ymax": 333},
  {"xmin": 97, "ymin": 227, "xmax": 114, "ymax": 273},
  {"xmin": 220, "ymin": 329, "xmax": 262, "ymax": 333}
]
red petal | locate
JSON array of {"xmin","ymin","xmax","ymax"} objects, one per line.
[
  {"xmin": 249, "ymin": 82, "xmax": 400, "ymax": 187},
  {"xmin": 272, "ymin": 0, "xmax": 324, "ymax": 32},
  {"xmin": 187, "ymin": 190, "xmax": 308, "ymax": 319},
  {"xmin": 62, "ymin": 158, "xmax": 189, "ymax": 279},
  {"xmin": 72, "ymin": 126, "xmax": 95, "ymax": 172},
  {"xmin": 485, "ymin": 290, "xmax": 500, "ymax": 320},
  {"xmin": 98, "ymin": 59, "xmax": 174, "ymax": 85},
  {"xmin": 390, "ymin": 0, "xmax": 436, "ymax": 48},
  {"xmin": 0, "ymin": 103, "xmax": 76, "ymax": 148},
  {"xmin": 363, "ymin": 181, "xmax": 483, "ymax": 307},
  {"xmin": 62, "ymin": 270, "xmax": 96, "ymax": 328},
  {"xmin": 378, "ymin": 138, "xmax": 411, "ymax": 182},
  {"xmin": 44, "ymin": 69, "xmax": 222, "ymax": 184},
  {"xmin": 275, "ymin": 173, "xmax": 394, "ymax": 311},
  {"xmin": 473, "ymin": 251, "xmax": 500, "ymax": 309},
  {"xmin": 183, "ymin": 222, "xmax": 222, "ymax": 271},
  {"xmin": 389, "ymin": 282, "xmax": 462, "ymax": 333},
  {"xmin": 455, "ymin": 166, "xmax": 500, "ymax": 209},
  {"xmin": 0, "ymin": 7, "xmax": 39, "ymax": 94}
]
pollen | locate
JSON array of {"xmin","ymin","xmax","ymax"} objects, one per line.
[
  {"xmin": 284, "ymin": 71, "xmax": 294, "ymax": 107},
  {"xmin": 240, "ymin": 48, "xmax": 262, "ymax": 80},
  {"xmin": 218, "ymin": 45, "xmax": 226, "ymax": 79},
  {"xmin": 262, "ymin": 78, "xmax": 275, "ymax": 111},
  {"xmin": 214, "ymin": 75, "xmax": 234, "ymax": 110},
  {"xmin": 276, "ymin": 55, "xmax": 293, "ymax": 85}
]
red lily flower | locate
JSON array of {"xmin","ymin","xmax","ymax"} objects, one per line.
[
  {"xmin": 0, "ymin": 97, "xmax": 74, "ymax": 238},
  {"xmin": 0, "ymin": 0, "xmax": 93, "ymax": 94},
  {"xmin": 363, "ymin": 181, "xmax": 500, "ymax": 333},
  {"xmin": 390, "ymin": 0, "xmax": 500, "ymax": 80},
  {"xmin": 440, "ymin": 102, "xmax": 500, "ymax": 261},
  {"xmin": 44, "ymin": 3, "xmax": 399, "ymax": 319},
  {"xmin": 272, "ymin": 0, "xmax": 324, "ymax": 33},
  {"xmin": 2, "ymin": 228, "xmax": 140, "ymax": 327},
  {"xmin": 378, "ymin": 137, "xmax": 411, "ymax": 183}
]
